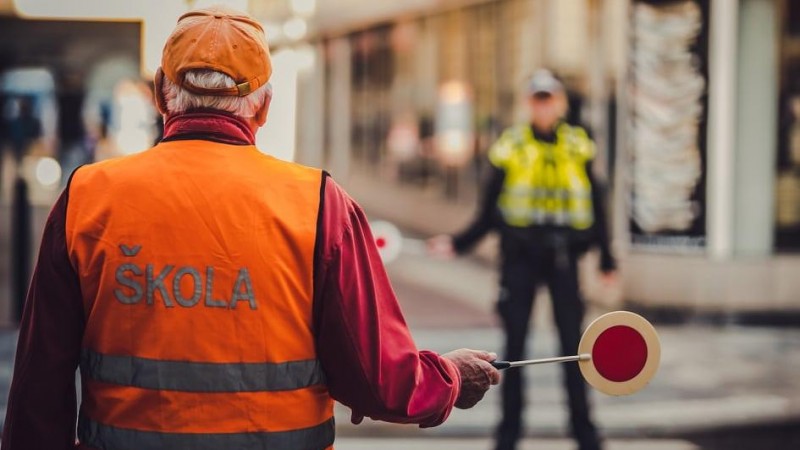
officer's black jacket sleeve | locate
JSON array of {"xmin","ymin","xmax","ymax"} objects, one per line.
[
  {"xmin": 586, "ymin": 162, "xmax": 616, "ymax": 273},
  {"xmin": 452, "ymin": 164, "xmax": 505, "ymax": 254}
]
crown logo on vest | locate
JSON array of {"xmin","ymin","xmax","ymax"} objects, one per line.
[{"xmin": 119, "ymin": 244, "xmax": 142, "ymax": 257}]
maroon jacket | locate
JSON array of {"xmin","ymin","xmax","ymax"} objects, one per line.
[{"xmin": 1, "ymin": 111, "xmax": 461, "ymax": 449}]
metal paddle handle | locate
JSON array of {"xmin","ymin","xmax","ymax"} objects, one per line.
[{"xmin": 491, "ymin": 354, "xmax": 591, "ymax": 370}]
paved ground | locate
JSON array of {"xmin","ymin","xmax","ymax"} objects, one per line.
[
  {"xmin": 337, "ymin": 249, "xmax": 800, "ymax": 440},
  {"xmin": 335, "ymin": 240, "xmax": 800, "ymax": 449},
  {"xmin": 335, "ymin": 315, "xmax": 800, "ymax": 440},
  {"xmin": 335, "ymin": 438, "xmax": 701, "ymax": 450}
]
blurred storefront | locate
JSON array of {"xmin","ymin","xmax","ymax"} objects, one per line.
[
  {"xmin": 619, "ymin": 0, "xmax": 800, "ymax": 318},
  {"xmin": 299, "ymin": 0, "xmax": 624, "ymax": 192},
  {"xmin": 0, "ymin": 12, "xmax": 147, "ymax": 324},
  {"xmin": 293, "ymin": 0, "xmax": 800, "ymax": 318},
  {"xmin": 0, "ymin": 16, "xmax": 144, "ymax": 203}
]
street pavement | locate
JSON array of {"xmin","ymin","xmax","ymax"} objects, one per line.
[
  {"xmin": 328, "ymin": 246, "xmax": 800, "ymax": 449},
  {"xmin": 342, "ymin": 249, "xmax": 800, "ymax": 439},
  {"xmin": 335, "ymin": 438, "xmax": 701, "ymax": 450}
]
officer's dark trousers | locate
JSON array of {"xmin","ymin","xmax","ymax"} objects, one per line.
[{"xmin": 494, "ymin": 242, "xmax": 601, "ymax": 450}]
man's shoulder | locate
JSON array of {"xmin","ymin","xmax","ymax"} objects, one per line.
[
  {"xmin": 256, "ymin": 152, "xmax": 324, "ymax": 181},
  {"xmin": 69, "ymin": 151, "xmax": 147, "ymax": 184},
  {"xmin": 489, "ymin": 125, "xmax": 529, "ymax": 166},
  {"xmin": 558, "ymin": 122, "xmax": 593, "ymax": 141},
  {"xmin": 557, "ymin": 123, "xmax": 594, "ymax": 159},
  {"xmin": 321, "ymin": 175, "xmax": 357, "ymax": 216}
]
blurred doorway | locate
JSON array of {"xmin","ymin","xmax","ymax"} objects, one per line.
[{"xmin": 0, "ymin": 16, "xmax": 141, "ymax": 324}]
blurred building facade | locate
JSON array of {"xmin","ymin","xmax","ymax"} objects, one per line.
[
  {"xmin": 1, "ymin": 0, "xmax": 799, "ymax": 319},
  {"xmin": 291, "ymin": 0, "xmax": 800, "ymax": 317},
  {"xmin": 0, "ymin": 16, "xmax": 146, "ymax": 202}
]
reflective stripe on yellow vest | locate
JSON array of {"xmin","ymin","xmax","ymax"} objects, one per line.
[
  {"xmin": 66, "ymin": 140, "xmax": 334, "ymax": 450},
  {"xmin": 489, "ymin": 123, "xmax": 595, "ymax": 230}
]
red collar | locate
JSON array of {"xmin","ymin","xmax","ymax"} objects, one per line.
[{"xmin": 162, "ymin": 110, "xmax": 255, "ymax": 145}]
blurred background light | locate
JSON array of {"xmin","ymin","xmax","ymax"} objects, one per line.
[
  {"xmin": 256, "ymin": 48, "xmax": 301, "ymax": 163},
  {"xmin": 290, "ymin": 0, "xmax": 317, "ymax": 17},
  {"xmin": 192, "ymin": 0, "xmax": 249, "ymax": 12},
  {"xmin": 112, "ymin": 80, "xmax": 156, "ymax": 155},
  {"xmin": 0, "ymin": 67, "xmax": 55, "ymax": 94},
  {"xmin": 435, "ymin": 80, "xmax": 474, "ymax": 167},
  {"xmin": 293, "ymin": 44, "xmax": 316, "ymax": 73},
  {"xmin": 263, "ymin": 20, "xmax": 284, "ymax": 43},
  {"xmin": 440, "ymin": 80, "xmax": 470, "ymax": 104},
  {"xmin": 34, "ymin": 157, "xmax": 61, "ymax": 187},
  {"xmin": 283, "ymin": 16, "xmax": 308, "ymax": 41}
]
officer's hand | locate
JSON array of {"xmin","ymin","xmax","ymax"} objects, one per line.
[
  {"xmin": 442, "ymin": 349, "xmax": 501, "ymax": 409},
  {"xmin": 427, "ymin": 235, "xmax": 456, "ymax": 260},
  {"xmin": 601, "ymin": 271, "xmax": 618, "ymax": 287}
]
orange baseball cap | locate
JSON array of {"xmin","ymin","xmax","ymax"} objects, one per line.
[{"xmin": 160, "ymin": 5, "xmax": 272, "ymax": 97}]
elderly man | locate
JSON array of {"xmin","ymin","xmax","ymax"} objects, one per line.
[{"xmin": 1, "ymin": 7, "xmax": 499, "ymax": 450}]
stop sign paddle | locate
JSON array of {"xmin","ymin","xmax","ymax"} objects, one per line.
[{"xmin": 491, "ymin": 311, "xmax": 660, "ymax": 396}]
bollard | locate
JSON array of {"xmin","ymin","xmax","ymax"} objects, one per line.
[{"xmin": 10, "ymin": 176, "xmax": 31, "ymax": 324}]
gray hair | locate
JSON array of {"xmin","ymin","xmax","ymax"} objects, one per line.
[{"xmin": 161, "ymin": 69, "xmax": 271, "ymax": 118}]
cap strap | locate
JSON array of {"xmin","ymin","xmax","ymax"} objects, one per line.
[
  {"xmin": 181, "ymin": 78, "xmax": 260, "ymax": 97},
  {"xmin": 236, "ymin": 81, "xmax": 252, "ymax": 96}
]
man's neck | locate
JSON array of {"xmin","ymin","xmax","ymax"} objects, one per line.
[
  {"xmin": 162, "ymin": 110, "xmax": 256, "ymax": 145},
  {"xmin": 530, "ymin": 122, "xmax": 558, "ymax": 143}
]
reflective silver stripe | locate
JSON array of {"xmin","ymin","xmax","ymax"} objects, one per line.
[
  {"xmin": 81, "ymin": 349, "xmax": 326, "ymax": 393},
  {"xmin": 78, "ymin": 413, "xmax": 335, "ymax": 450}
]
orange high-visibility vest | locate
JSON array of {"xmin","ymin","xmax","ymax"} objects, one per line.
[{"xmin": 66, "ymin": 140, "xmax": 334, "ymax": 450}]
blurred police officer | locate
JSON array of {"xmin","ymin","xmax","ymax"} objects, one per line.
[{"xmin": 430, "ymin": 69, "xmax": 616, "ymax": 450}]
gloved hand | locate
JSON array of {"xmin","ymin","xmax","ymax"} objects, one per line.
[{"xmin": 442, "ymin": 349, "xmax": 501, "ymax": 409}]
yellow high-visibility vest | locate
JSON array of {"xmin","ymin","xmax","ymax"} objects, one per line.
[{"xmin": 489, "ymin": 123, "xmax": 595, "ymax": 230}]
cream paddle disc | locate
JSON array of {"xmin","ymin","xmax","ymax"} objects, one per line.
[{"xmin": 578, "ymin": 311, "xmax": 661, "ymax": 396}]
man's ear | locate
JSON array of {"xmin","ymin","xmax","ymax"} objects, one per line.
[
  {"xmin": 254, "ymin": 84, "xmax": 272, "ymax": 127},
  {"xmin": 154, "ymin": 68, "xmax": 169, "ymax": 115}
]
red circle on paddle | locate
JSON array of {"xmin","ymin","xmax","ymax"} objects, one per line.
[
  {"xmin": 591, "ymin": 325, "xmax": 648, "ymax": 382},
  {"xmin": 376, "ymin": 237, "xmax": 387, "ymax": 249}
]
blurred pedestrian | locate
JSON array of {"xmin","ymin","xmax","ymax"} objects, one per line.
[
  {"xmin": 429, "ymin": 69, "xmax": 616, "ymax": 450},
  {"xmin": 10, "ymin": 176, "xmax": 31, "ymax": 323},
  {"xmin": 2, "ymin": 6, "xmax": 499, "ymax": 450},
  {"xmin": 7, "ymin": 97, "xmax": 41, "ymax": 164},
  {"xmin": 0, "ymin": 94, "xmax": 7, "ymax": 191},
  {"xmin": 57, "ymin": 77, "xmax": 91, "ymax": 182},
  {"xmin": 5, "ymin": 97, "xmax": 39, "ymax": 325}
]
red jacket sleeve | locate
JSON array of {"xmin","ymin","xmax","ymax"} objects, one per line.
[
  {"xmin": 313, "ymin": 175, "xmax": 461, "ymax": 428},
  {"xmin": 2, "ymin": 189, "xmax": 84, "ymax": 450}
]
